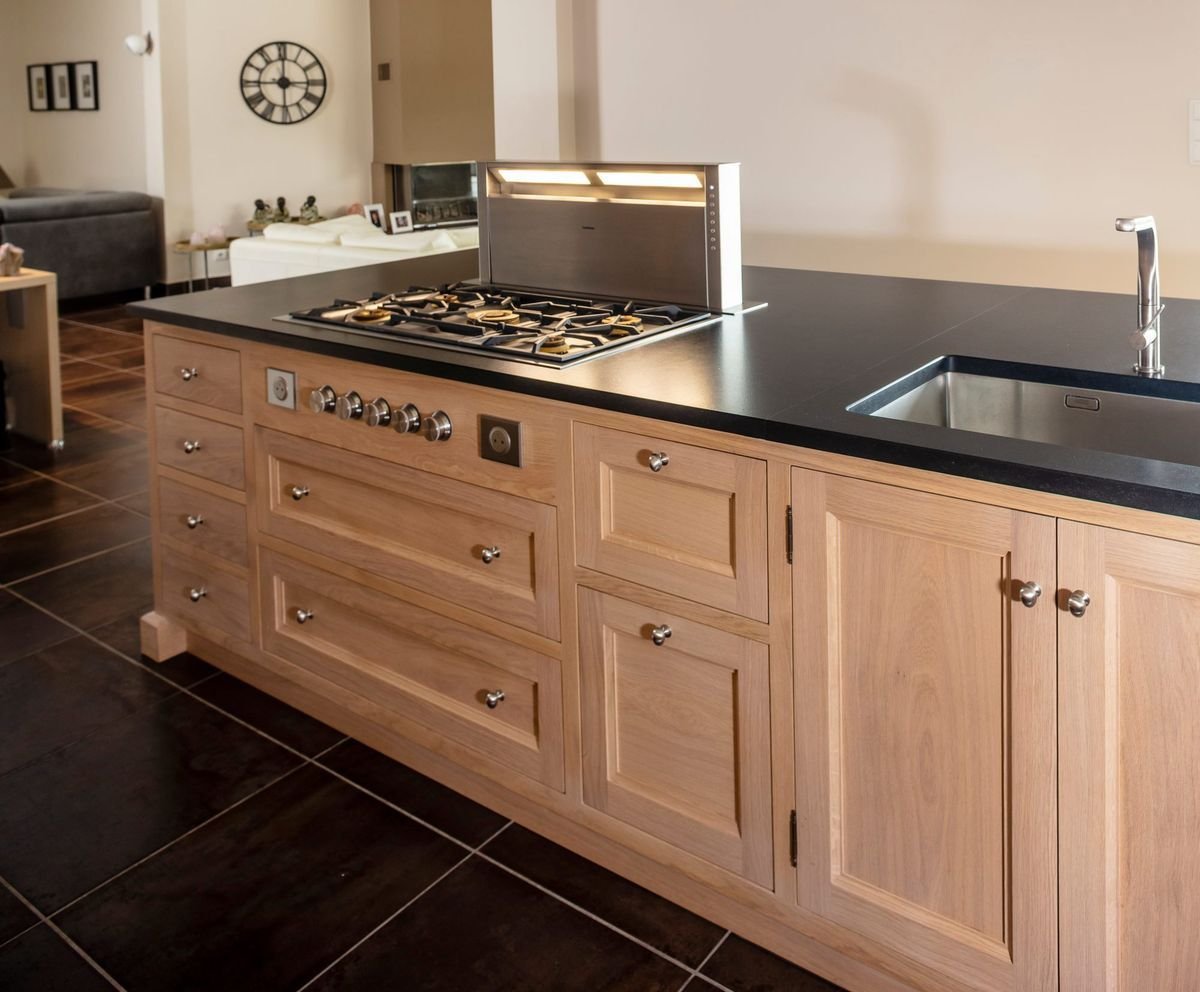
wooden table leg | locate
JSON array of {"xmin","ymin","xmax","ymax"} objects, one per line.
[{"xmin": 0, "ymin": 273, "xmax": 63, "ymax": 448}]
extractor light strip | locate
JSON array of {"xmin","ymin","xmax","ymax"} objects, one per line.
[
  {"xmin": 595, "ymin": 170, "xmax": 703, "ymax": 188},
  {"xmin": 494, "ymin": 168, "xmax": 591, "ymax": 185}
]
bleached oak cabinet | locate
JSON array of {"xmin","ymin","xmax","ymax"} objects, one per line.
[{"xmin": 140, "ymin": 321, "xmax": 1200, "ymax": 992}]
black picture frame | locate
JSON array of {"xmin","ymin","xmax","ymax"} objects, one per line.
[
  {"xmin": 72, "ymin": 61, "xmax": 98, "ymax": 111},
  {"xmin": 27, "ymin": 64, "xmax": 50, "ymax": 112},
  {"xmin": 49, "ymin": 62, "xmax": 74, "ymax": 111}
]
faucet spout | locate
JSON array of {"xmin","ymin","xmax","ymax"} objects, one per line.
[{"xmin": 1115, "ymin": 214, "xmax": 1164, "ymax": 376}]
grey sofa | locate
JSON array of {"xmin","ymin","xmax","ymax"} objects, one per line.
[{"xmin": 0, "ymin": 187, "xmax": 162, "ymax": 299}]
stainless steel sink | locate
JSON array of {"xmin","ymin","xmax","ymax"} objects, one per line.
[{"xmin": 849, "ymin": 356, "xmax": 1200, "ymax": 468}]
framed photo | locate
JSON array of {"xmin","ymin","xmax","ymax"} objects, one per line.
[
  {"xmin": 49, "ymin": 63, "xmax": 73, "ymax": 110},
  {"xmin": 72, "ymin": 61, "xmax": 98, "ymax": 111},
  {"xmin": 388, "ymin": 210, "xmax": 413, "ymax": 234},
  {"xmin": 364, "ymin": 203, "xmax": 386, "ymax": 229},
  {"xmin": 27, "ymin": 65, "xmax": 50, "ymax": 111}
]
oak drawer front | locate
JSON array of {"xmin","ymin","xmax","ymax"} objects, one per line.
[
  {"xmin": 261, "ymin": 549, "xmax": 564, "ymax": 790},
  {"xmin": 152, "ymin": 335, "xmax": 242, "ymax": 413},
  {"xmin": 257, "ymin": 428, "xmax": 559, "ymax": 639},
  {"xmin": 154, "ymin": 407, "xmax": 245, "ymax": 490},
  {"xmin": 157, "ymin": 478, "xmax": 247, "ymax": 565},
  {"xmin": 578, "ymin": 587, "xmax": 773, "ymax": 886},
  {"xmin": 159, "ymin": 550, "xmax": 250, "ymax": 643},
  {"xmin": 573, "ymin": 424, "xmax": 768, "ymax": 621}
]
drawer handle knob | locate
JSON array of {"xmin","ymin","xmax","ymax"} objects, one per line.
[
  {"xmin": 295, "ymin": 608, "xmax": 314, "ymax": 624},
  {"xmin": 182, "ymin": 439, "xmax": 202, "ymax": 454},
  {"xmin": 484, "ymin": 689, "xmax": 506, "ymax": 709},
  {"xmin": 185, "ymin": 514, "xmax": 204, "ymax": 530},
  {"xmin": 651, "ymin": 624, "xmax": 673, "ymax": 646},
  {"xmin": 188, "ymin": 586, "xmax": 207, "ymax": 602},
  {"xmin": 1018, "ymin": 580, "xmax": 1042, "ymax": 607},
  {"xmin": 480, "ymin": 546, "xmax": 501, "ymax": 564},
  {"xmin": 1067, "ymin": 589, "xmax": 1092, "ymax": 617},
  {"xmin": 648, "ymin": 451, "xmax": 670, "ymax": 472},
  {"xmin": 179, "ymin": 367, "xmax": 199, "ymax": 381},
  {"xmin": 289, "ymin": 485, "xmax": 310, "ymax": 501}
]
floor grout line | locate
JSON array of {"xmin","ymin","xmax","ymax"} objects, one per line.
[
  {"xmin": 679, "ymin": 930, "xmax": 733, "ymax": 992},
  {"xmin": 0, "ymin": 536, "xmax": 150, "ymax": 590},
  {"xmin": 472, "ymin": 845, "xmax": 712, "ymax": 981},
  {"xmin": 293, "ymin": 821, "xmax": 513, "ymax": 992},
  {"xmin": 0, "ymin": 873, "xmax": 128, "ymax": 991},
  {"xmin": 0, "ymin": 492, "xmax": 148, "ymax": 542}
]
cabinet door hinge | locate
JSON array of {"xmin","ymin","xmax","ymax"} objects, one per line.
[
  {"xmin": 789, "ymin": 809, "xmax": 798, "ymax": 867},
  {"xmin": 785, "ymin": 505, "xmax": 793, "ymax": 564}
]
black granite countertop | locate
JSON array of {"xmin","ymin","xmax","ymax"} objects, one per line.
[{"xmin": 130, "ymin": 250, "xmax": 1200, "ymax": 519}]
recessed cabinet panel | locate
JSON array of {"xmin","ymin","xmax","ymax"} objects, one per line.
[
  {"xmin": 154, "ymin": 407, "xmax": 245, "ymax": 490},
  {"xmin": 152, "ymin": 334, "xmax": 243, "ymax": 413},
  {"xmin": 260, "ymin": 548, "xmax": 564, "ymax": 790},
  {"xmin": 256, "ymin": 427, "xmax": 559, "ymax": 639},
  {"xmin": 574, "ymin": 424, "xmax": 767, "ymax": 620},
  {"xmin": 1059, "ymin": 522, "xmax": 1200, "ymax": 992},
  {"xmin": 792, "ymin": 468, "xmax": 1057, "ymax": 992},
  {"xmin": 578, "ymin": 586, "xmax": 773, "ymax": 887}
]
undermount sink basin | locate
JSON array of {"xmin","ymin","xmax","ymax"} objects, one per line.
[{"xmin": 849, "ymin": 356, "xmax": 1200, "ymax": 468}]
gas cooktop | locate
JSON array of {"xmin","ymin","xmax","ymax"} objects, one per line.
[{"xmin": 280, "ymin": 283, "xmax": 719, "ymax": 365}]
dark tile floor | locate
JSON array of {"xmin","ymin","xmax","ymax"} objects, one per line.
[{"xmin": 0, "ymin": 305, "xmax": 849, "ymax": 991}]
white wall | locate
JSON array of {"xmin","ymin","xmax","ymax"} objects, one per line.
[
  {"xmin": 179, "ymin": 0, "xmax": 374, "ymax": 238},
  {"xmin": 491, "ymin": 0, "xmax": 574, "ymax": 159},
  {"xmin": 4, "ymin": 0, "xmax": 147, "ymax": 191},
  {"xmin": 571, "ymin": 0, "xmax": 1200, "ymax": 297}
]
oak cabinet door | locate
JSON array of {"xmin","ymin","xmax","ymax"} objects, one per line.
[
  {"xmin": 578, "ymin": 587, "xmax": 773, "ymax": 887},
  {"xmin": 791, "ymin": 469, "xmax": 1057, "ymax": 992},
  {"xmin": 1059, "ymin": 521, "xmax": 1200, "ymax": 992}
]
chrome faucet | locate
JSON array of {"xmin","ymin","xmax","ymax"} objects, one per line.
[{"xmin": 1115, "ymin": 215, "xmax": 1165, "ymax": 376}]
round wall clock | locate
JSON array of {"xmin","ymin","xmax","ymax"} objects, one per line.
[{"xmin": 240, "ymin": 41, "xmax": 326, "ymax": 125}]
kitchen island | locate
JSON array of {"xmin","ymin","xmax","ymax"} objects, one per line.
[{"xmin": 130, "ymin": 255, "xmax": 1200, "ymax": 992}]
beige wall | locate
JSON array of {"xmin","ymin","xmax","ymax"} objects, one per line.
[
  {"xmin": 571, "ymin": 0, "xmax": 1200, "ymax": 298},
  {"xmin": 4, "ymin": 0, "xmax": 147, "ymax": 191}
]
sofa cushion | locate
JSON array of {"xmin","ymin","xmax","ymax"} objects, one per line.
[
  {"xmin": 0, "ymin": 190, "xmax": 154, "ymax": 223},
  {"xmin": 262, "ymin": 213, "xmax": 377, "ymax": 244},
  {"xmin": 337, "ymin": 229, "xmax": 459, "ymax": 252}
]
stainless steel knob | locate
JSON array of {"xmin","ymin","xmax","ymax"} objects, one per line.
[
  {"xmin": 480, "ymin": 546, "xmax": 501, "ymax": 564},
  {"xmin": 289, "ymin": 484, "xmax": 310, "ymax": 500},
  {"xmin": 364, "ymin": 397, "xmax": 392, "ymax": 427},
  {"xmin": 185, "ymin": 514, "xmax": 204, "ymax": 530},
  {"xmin": 394, "ymin": 402, "xmax": 422, "ymax": 434},
  {"xmin": 295, "ymin": 608, "xmax": 314, "ymax": 624},
  {"xmin": 651, "ymin": 624, "xmax": 673, "ymax": 646},
  {"xmin": 484, "ymin": 689, "xmax": 506, "ymax": 709},
  {"xmin": 422, "ymin": 410, "xmax": 453, "ymax": 442},
  {"xmin": 182, "ymin": 439, "xmax": 202, "ymax": 454},
  {"xmin": 309, "ymin": 385, "xmax": 336, "ymax": 414},
  {"xmin": 179, "ymin": 366, "xmax": 198, "ymax": 381},
  {"xmin": 1018, "ymin": 581, "xmax": 1042, "ymax": 608},
  {"xmin": 648, "ymin": 451, "xmax": 670, "ymax": 472},
  {"xmin": 1067, "ymin": 589, "xmax": 1092, "ymax": 617},
  {"xmin": 335, "ymin": 391, "xmax": 364, "ymax": 420},
  {"xmin": 188, "ymin": 586, "xmax": 207, "ymax": 602}
]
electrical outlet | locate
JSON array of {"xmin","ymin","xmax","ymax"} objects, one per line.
[{"xmin": 213, "ymin": 249, "xmax": 229, "ymax": 261}]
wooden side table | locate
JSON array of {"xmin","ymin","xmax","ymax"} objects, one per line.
[
  {"xmin": 0, "ymin": 267, "xmax": 62, "ymax": 448},
  {"xmin": 172, "ymin": 238, "xmax": 240, "ymax": 292}
]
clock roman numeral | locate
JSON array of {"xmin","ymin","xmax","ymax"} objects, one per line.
[
  {"xmin": 293, "ymin": 104, "xmax": 312, "ymax": 120},
  {"xmin": 300, "ymin": 92, "xmax": 319, "ymax": 108},
  {"xmin": 280, "ymin": 104, "xmax": 291, "ymax": 124},
  {"xmin": 300, "ymin": 61, "xmax": 317, "ymax": 72},
  {"xmin": 246, "ymin": 91, "xmax": 266, "ymax": 109},
  {"xmin": 276, "ymin": 42, "xmax": 287, "ymax": 62},
  {"xmin": 241, "ymin": 77, "xmax": 261, "ymax": 89}
]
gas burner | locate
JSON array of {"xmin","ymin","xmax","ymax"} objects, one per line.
[
  {"xmin": 537, "ymin": 334, "xmax": 572, "ymax": 355},
  {"xmin": 601, "ymin": 314, "xmax": 643, "ymax": 336},
  {"xmin": 467, "ymin": 308, "xmax": 521, "ymax": 324},
  {"xmin": 348, "ymin": 306, "xmax": 392, "ymax": 324}
]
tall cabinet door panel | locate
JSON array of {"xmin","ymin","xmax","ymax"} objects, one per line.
[
  {"xmin": 791, "ymin": 469, "xmax": 1057, "ymax": 992},
  {"xmin": 578, "ymin": 587, "xmax": 773, "ymax": 887},
  {"xmin": 1059, "ymin": 521, "xmax": 1200, "ymax": 992}
]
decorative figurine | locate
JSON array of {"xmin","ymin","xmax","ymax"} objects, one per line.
[
  {"xmin": 273, "ymin": 196, "xmax": 289, "ymax": 222},
  {"xmin": 252, "ymin": 198, "xmax": 272, "ymax": 224},
  {"xmin": 0, "ymin": 242, "xmax": 24, "ymax": 276},
  {"xmin": 299, "ymin": 195, "xmax": 320, "ymax": 223}
]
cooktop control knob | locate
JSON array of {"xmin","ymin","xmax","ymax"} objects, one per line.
[
  {"xmin": 364, "ymin": 397, "xmax": 392, "ymax": 427},
  {"xmin": 394, "ymin": 403, "xmax": 422, "ymax": 434},
  {"xmin": 421, "ymin": 410, "xmax": 453, "ymax": 442},
  {"xmin": 335, "ymin": 391, "xmax": 364, "ymax": 420},
  {"xmin": 308, "ymin": 385, "xmax": 336, "ymax": 414}
]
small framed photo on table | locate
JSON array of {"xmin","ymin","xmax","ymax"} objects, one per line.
[
  {"xmin": 72, "ymin": 62, "xmax": 98, "ymax": 111},
  {"xmin": 364, "ymin": 203, "xmax": 386, "ymax": 229},
  {"xmin": 388, "ymin": 210, "xmax": 413, "ymax": 234},
  {"xmin": 49, "ymin": 63, "xmax": 73, "ymax": 110},
  {"xmin": 27, "ymin": 65, "xmax": 50, "ymax": 111}
]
